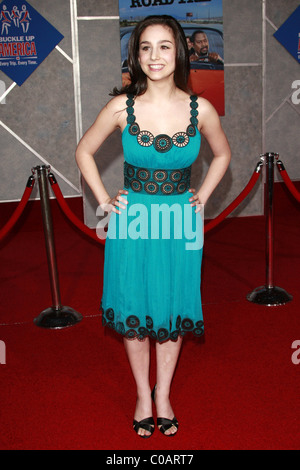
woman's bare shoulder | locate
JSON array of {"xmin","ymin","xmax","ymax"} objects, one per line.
[
  {"xmin": 105, "ymin": 93, "xmax": 128, "ymax": 113},
  {"xmin": 196, "ymin": 96, "xmax": 213, "ymax": 109},
  {"xmin": 196, "ymin": 96, "xmax": 219, "ymax": 119},
  {"xmin": 94, "ymin": 93, "xmax": 128, "ymax": 130}
]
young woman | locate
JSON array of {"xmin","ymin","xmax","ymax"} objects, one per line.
[{"xmin": 75, "ymin": 15, "xmax": 231, "ymax": 438}]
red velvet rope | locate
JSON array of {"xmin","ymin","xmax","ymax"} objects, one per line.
[
  {"xmin": 48, "ymin": 173, "xmax": 105, "ymax": 245},
  {"xmin": 276, "ymin": 160, "xmax": 300, "ymax": 203},
  {"xmin": 0, "ymin": 176, "xmax": 35, "ymax": 242},
  {"xmin": 49, "ymin": 161, "xmax": 262, "ymax": 241},
  {"xmin": 0, "ymin": 161, "xmax": 269, "ymax": 246},
  {"xmin": 204, "ymin": 162, "xmax": 263, "ymax": 233}
]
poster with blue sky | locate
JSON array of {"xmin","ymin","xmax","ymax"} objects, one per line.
[{"xmin": 118, "ymin": 0, "xmax": 224, "ymax": 115}]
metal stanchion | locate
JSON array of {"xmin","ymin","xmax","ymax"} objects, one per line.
[
  {"xmin": 247, "ymin": 153, "xmax": 292, "ymax": 306},
  {"xmin": 32, "ymin": 165, "xmax": 83, "ymax": 328}
]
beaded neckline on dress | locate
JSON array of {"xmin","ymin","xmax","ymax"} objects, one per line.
[{"xmin": 125, "ymin": 94, "xmax": 199, "ymax": 153}]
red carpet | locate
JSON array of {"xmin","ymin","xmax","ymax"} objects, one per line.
[{"xmin": 0, "ymin": 182, "xmax": 299, "ymax": 450}]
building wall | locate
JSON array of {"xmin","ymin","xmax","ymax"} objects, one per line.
[{"xmin": 0, "ymin": 0, "xmax": 299, "ymax": 227}]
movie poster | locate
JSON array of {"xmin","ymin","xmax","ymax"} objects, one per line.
[{"xmin": 118, "ymin": 0, "xmax": 224, "ymax": 115}]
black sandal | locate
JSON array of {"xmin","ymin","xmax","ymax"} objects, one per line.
[
  {"xmin": 157, "ymin": 416, "xmax": 179, "ymax": 436},
  {"xmin": 151, "ymin": 385, "xmax": 179, "ymax": 436},
  {"xmin": 133, "ymin": 417, "xmax": 155, "ymax": 438}
]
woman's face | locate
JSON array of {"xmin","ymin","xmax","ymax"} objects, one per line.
[{"xmin": 138, "ymin": 24, "xmax": 176, "ymax": 82}]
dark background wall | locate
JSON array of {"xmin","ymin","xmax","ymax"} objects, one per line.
[{"xmin": 1, "ymin": 0, "xmax": 299, "ymax": 227}]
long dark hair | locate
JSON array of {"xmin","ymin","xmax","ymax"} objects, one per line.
[{"xmin": 111, "ymin": 15, "xmax": 191, "ymax": 96}]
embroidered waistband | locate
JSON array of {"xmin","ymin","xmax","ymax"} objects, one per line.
[{"xmin": 124, "ymin": 161, "xmax": 191, "ymax": 195}]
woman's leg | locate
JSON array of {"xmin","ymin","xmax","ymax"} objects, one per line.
[
  {"xmin": 123, "ymin": 337, "xmax": 153, "ymax": 437},
  {"xmin": 155, "ymin": 337, "xmax": 183, "ymax": 435}
]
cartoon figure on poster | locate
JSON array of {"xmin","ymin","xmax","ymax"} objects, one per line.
[
  {"xmin": 0, "ymin": 4, "xmax": 11, "ymax": 34},
  {"xmin": 1, "ymin": 3, "xmax": 31, "ymax": 33},
  {"xmin": 119, "ymin": 0, "xmax": 225, "ymax": 115},
  {"xmin": 11, "ymin": 5, "xmax": 20, "ymax": 27},
  {"xmin": 20, "ymin": 4, "xmax": 32, "ymax": 33}
]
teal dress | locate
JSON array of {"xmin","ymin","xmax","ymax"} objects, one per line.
[{"xmin": 100, "ymin": 94, "xmax": 204, "ymax": 342}]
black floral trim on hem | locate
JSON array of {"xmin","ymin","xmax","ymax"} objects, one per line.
[{"xmin": 100, "ymin": 304, "xmax": 204, "ymax": 343}]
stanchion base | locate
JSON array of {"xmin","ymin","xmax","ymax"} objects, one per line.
[
  {"xmin": 34, "ymin": 306, "xmax": 83, "ymax": 329},
  {"xmin": 247, "ymin": 286, "xmax": 293, "ymax": 306}
]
